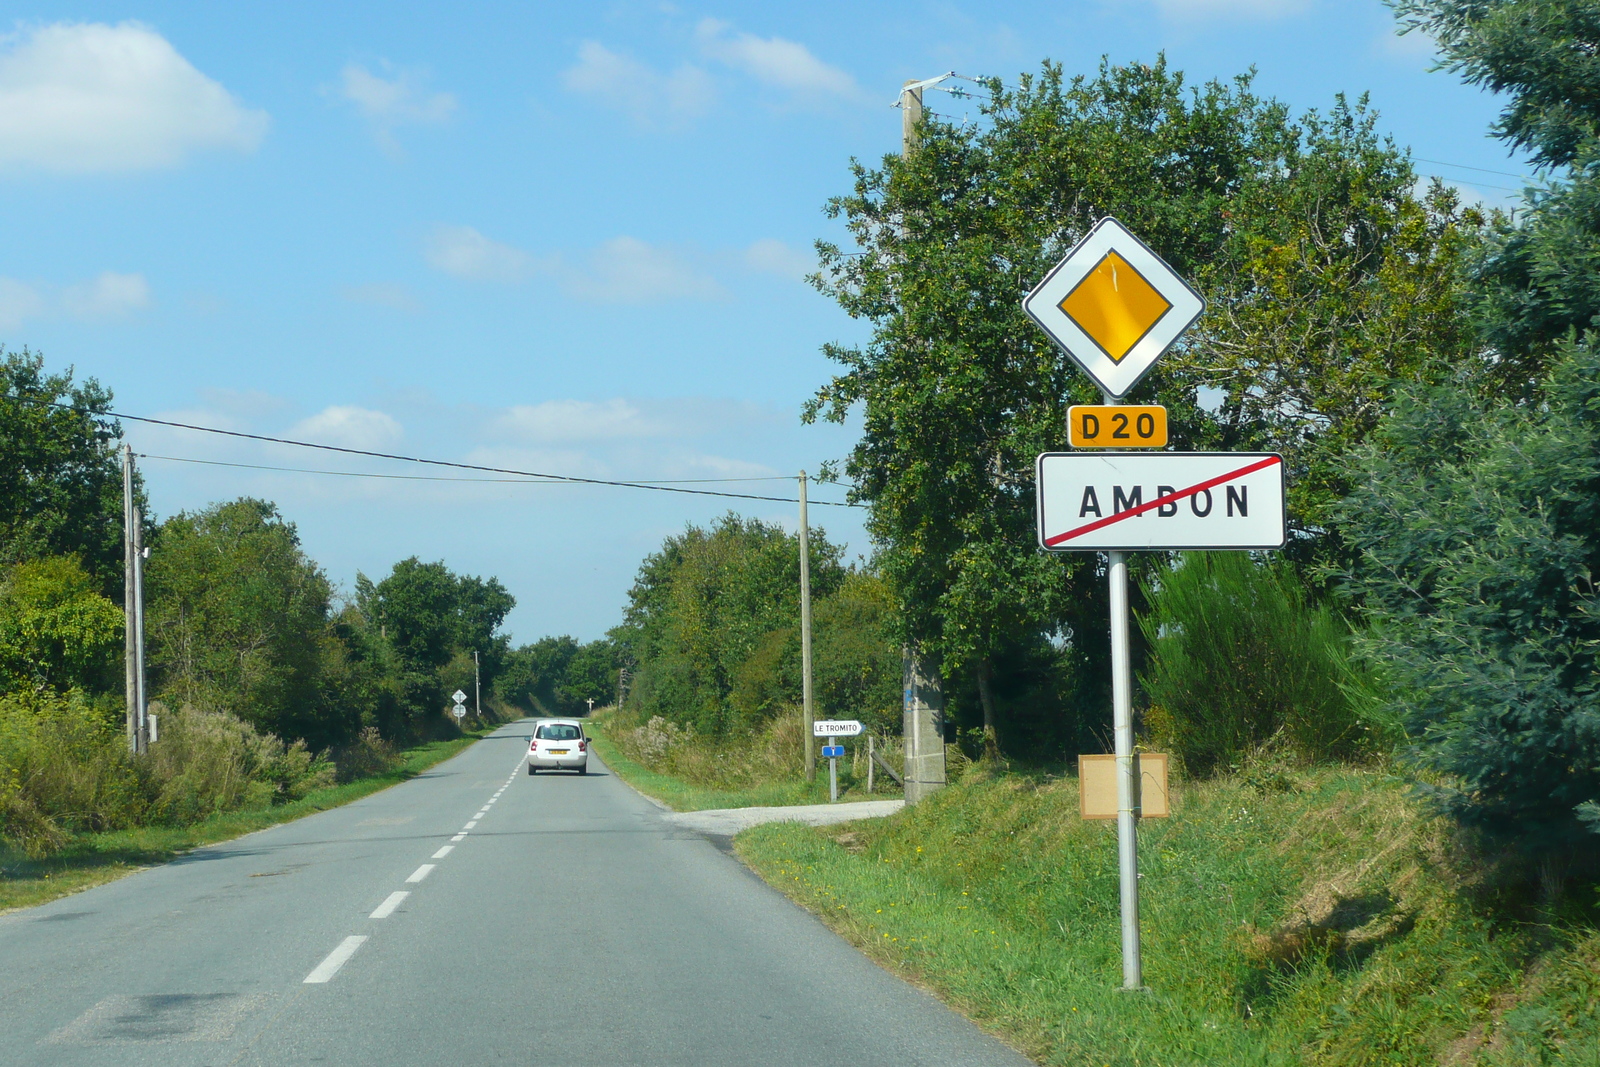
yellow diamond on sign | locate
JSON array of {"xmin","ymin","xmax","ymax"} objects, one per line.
[
  {"xmin": 1057, "ymin": 251, "xmax": 1172, "ymax": 364},
  {"xmin": 1022, "ymin": 216, "xmax": 1206, "ymax": 398}
]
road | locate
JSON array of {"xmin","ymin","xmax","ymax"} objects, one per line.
[{"xmin": 0, "ymin": 720, "xmax": 1033, "ymax": 1066}]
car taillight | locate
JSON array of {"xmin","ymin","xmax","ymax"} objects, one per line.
[{"xmin": 578, "ymin": 741, "xmax": 586, "ymax": 752}]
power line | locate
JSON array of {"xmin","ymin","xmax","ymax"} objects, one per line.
[
  {"xmin": 5, "ymin": 394, "xmax": 863, "ymax": 508},
  {"xmin": 1413, "ymin": 156, "xmax": 1531, "ymax": 179},
  {"xmin": 139, "ymin": 453, "xmax": 801, "ymax": 487}
]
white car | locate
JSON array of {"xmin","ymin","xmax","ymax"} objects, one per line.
[{"xmin": 528, "ymin": 719, "xmax": 588, "ymax": 775}]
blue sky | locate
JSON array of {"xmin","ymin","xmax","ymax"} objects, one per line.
[{"xmin": 1, "ymin": 0, "xmax": 1529, "ymax": 644}]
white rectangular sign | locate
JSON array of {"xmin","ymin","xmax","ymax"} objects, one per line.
[
  {"xmin": 813, "ymin": 720, "xmax": 863, "ymax": 737},
  {"xmin": 1036, "ymin": 452, "xmax": 1286, "ymax": 551}
]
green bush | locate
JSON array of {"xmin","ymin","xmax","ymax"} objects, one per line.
[
  {"xmin": 0, "ymin": 689, "xmax": 143, "ymax": 854},
  {"xmin": 1339, "ymin": 337, "xmax": 1600, "ymax": 859},
  {"xmin": 0, "ymin": 692, "xmax": 337, "ymax": 856},
  {"xmin": 1138, "ymin": 552, "xmax": 1377, "ymax": 774}
]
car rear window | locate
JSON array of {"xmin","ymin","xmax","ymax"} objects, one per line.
[{"xmin": 537, "ymin": 724, "xmax": 582, "ymax": 741}]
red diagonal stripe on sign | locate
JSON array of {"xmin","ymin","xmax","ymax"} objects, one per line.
[{"xmin": 1043, "ymin": 455, "xmax": 1282, "ymax": 547}]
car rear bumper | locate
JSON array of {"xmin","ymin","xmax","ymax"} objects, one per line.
[{"xmin": 528, "ymin": 753, "xmax": 586, "ymax": 769}]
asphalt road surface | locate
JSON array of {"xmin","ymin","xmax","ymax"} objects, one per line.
[{"xmin": 0, "ymin": 720, "xmax": 1033, "ymax": 1067}]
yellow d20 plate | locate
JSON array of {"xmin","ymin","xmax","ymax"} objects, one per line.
[{"xmin": 1067, "ymin": 405, "xmax": 1168, "ymax": 448}]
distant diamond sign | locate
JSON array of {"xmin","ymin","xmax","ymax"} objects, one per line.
[
  {"xmin": 1023, "ymin": 216, "xmax": 1205, "ymax": 398},
  {"xmin": 452, "ymin": 689, "xmax": 468, "ymax": 704}
]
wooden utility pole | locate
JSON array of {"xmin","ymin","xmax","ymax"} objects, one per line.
[{"xmin": 799, "ymin": 472, "xmax": 815, "ymax": 780}]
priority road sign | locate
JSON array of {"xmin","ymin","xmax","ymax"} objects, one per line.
[
  {"xmin": 1036, "ymin": 452, "xmax": 1286, "ymax": 551},
  {"xmin": 452, "ymin": 689, "xmax": 468, "ymax": 704},
  {"xmin": 1023, "ymin": 217, "xmax": 1204, "ymax": 398},
  {"xmin": 813, "ymin": 720, "xmax": 863, "ymax": 737},
  {"xmin": 1068, "ymin": 405, "xmax": 1167, "ymax": 448}
]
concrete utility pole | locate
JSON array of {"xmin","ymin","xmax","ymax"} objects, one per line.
[
  {"xmin": 799, "ymin": 472, "xmax": 816, "ymax": 780},
  {"xmin": 897, "ymin": 76, "xmax": 947, "ymax": 803},
  {"xmin": 122, "ymin": 446, "xmax": 137, "ymax": 753},
  {"xmin": 131, "ymin": 505, "xmax": 148, "ymax": 755},
  {"xmin": 473, "ymin": 650, "xmax": 481, "ymax": 717},
  {"xmin": 1102, "ymin": 389, "xmax": 1143, "ymax": 991}
]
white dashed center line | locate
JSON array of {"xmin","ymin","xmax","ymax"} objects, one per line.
[
  {"xmin": 406, "ymin": 864, "xmax": 435, "ymax": 883},
  {"xmin": 432, "ymin": 845, "xmax": 454, "ymax": 859},
  {"xmin": 304, "ymin": 936, "xmax": 368, "ymax": 984},
  {"xmin": 451, "ymin": 833, "xmax": 466, "ymax": 842},
  {"xmin": 463, "ymin": 821, "xmax": 478, "ymax": 829},
  {"xmin": 370, "ymin": 891, "xmax": 409, "ymax": 919}
]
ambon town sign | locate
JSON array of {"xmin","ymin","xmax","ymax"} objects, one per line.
[{"xmin": 1035, "ymin": 452, "xmax": 1286, "ymax": 551}]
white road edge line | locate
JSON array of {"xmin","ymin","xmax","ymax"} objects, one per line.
[
  {"xmin": 304, "ymin": 935, "xmax": 368, "ymax": 984},
  {"xmin": 370, "ymin": 891, "xmax": 409, "ymax": 919},
  {"xmin": 432, "ymin": 845, "xmax": 454, "ymax": 859},
  {"xmin": 406, "ymin": 864, "xmax": 436, "ymax": 883}
]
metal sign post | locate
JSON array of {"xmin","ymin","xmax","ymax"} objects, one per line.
[
  {"xmin": 1023, "ymin": 216, "xmax": 1229, "ymax": 992},
  {"xmin": 814, "ymin": 721, "xmax": 861, "ymax": 804}
]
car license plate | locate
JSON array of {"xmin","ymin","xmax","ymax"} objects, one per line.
[{"xmin": 550, "ymin": 749, "xmax": 569, "ymax": 755}]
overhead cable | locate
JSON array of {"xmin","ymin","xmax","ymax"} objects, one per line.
[{"xmin": 5, "ymin": 394, "xmax": 863, "ymax": 508}]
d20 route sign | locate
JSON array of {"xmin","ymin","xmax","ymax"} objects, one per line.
[
  {"xmin": 1036, "ymin": 452, "xmax": 1286, "ymax": 551},
  {"xmin": 1023, "ymin": 217, "xmax": 1205, "ymax": 398}
]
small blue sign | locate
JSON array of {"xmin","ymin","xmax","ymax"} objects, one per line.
[{"xmin": 822, "ymin": 745, "xmax": 845, "ymax": 759}]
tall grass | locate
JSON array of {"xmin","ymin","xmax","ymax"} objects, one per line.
[
  {"xmin": 736, "ymin": 764, "xmax": 1600, "ymax": 1066},
  {"xmin": 2, "ymin": 692, "xmax": 339, "ymax": 857},
  {"xmin": 592, "ymin": 705, "xmax": 914, "ymax": 810}
]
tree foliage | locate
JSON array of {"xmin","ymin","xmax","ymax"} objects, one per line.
[
  {"xmin": 0, "ymin": 349, "xmax": 132, "ymax": 596},
  {"xmin": 807, "ymin": 59, "xmax": 1476, "ymax": 752},
  {"xmin": 145, "ymin": 499, "xmax": 349, "ymax": 747},
  {"xmin": 1396, "ymin": 0, "xmax": 1600, "ymax": 387},
  {"xmin": 0, "ymin": 556, "xmax": 122, "ymax": 696},
  {"xmin": 496, "ymin": 635, "xmax": 618, "ymax": 717},
  {"xmin": 614, "ymin": 514, "xmax": 847, "ymax": 736},
  {"xmin": 1340, "ymin": 337, "xmax": 1600, "ymax": 854}
]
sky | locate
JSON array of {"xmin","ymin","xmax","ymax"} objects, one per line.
[{"xmin": 1, "ymin": 0, "xmax": 1533, "ymax": 645}]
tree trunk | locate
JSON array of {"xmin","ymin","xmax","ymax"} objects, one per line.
[{"xmin": 975, "ymin": 656, "xmax": 1000, "ymax": 760}]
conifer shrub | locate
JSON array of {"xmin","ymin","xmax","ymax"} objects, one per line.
[{"xmin": 1138, "ymin": 552, "xmax": 1376, "ymax": 775}]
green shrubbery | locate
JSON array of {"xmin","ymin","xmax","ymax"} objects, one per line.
[
  {"xmin": 1137, "ymin": 552, "xmax": 1388, "ymax": 775},
  {"xmin": 0, "ymin": 693, "xmax": 335, "ymax": 857}
]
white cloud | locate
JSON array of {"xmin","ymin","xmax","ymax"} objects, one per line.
[
  {"xmin": 0, "ymin": 21, "xmax": 268, "ymax": 174},
  {"xmin": 0, "ymin": 270, "xmax": 151, "ymax": 326},
  {"xmin": 425, "ymin": 225, "xmax": 535, "ymax": 282},
  {"xmin": 743, "ymin": 238, "xmax": 812, "ymax": 281},
  {"xmin": 289, "ymin": 406, "xmax": 404, "ymax": 451},
  {"xmin": 61, "ymin": 271, "xmax": 150, "ymax": 317},
  {"xmin": 492, "ymin": 399, "xmax": 670, "ymax": 444},
  {"xmin": 339, "ymin": 62, "xmax": 455, "ymax": 154},
  {"xmin": 559, "ymin": 237, "xmax": 725, "ymax": 303},
  {"xmin": 694, "ymin": 19, "xmax": 858, "ymax": 98},
  {"xmin": 425, "ymin": 227, "xmax": 724, "ymax": 303},
  {"xmin": 562, "ymin": 41, "xmax": 714, "ymax": 127},
  {"xmin": 0, "ymin": 277, "xmax": 45, "ymax": 329}
]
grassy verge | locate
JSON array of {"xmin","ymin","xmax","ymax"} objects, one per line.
[
  {"xmin": 0, "ymin": 726, "xmax": 497, "ymax": 914},
  {"xmin": 735, "ymin": 764, "xmax": 1600, "ymax": 1067},
  {"xmin": 586, "ymin": 718, "xmax": 853, "ymax": 811}
]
